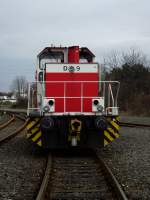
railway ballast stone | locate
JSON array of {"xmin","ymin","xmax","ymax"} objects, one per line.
[{"xmin": 98, "ymin": 116, "xmax": 150, "ymax": 199}]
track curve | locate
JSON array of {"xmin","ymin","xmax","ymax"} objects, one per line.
[
  {"xmin": 0, "ymin": 114, "xmax": 15, "ymax": 130},
  {"xmin": 0, "ymin": 113, "xmax": 28, "ymax": 144}
]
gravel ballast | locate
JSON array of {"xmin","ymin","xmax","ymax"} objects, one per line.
[
  {"xmin": 0, "ymin": 129, "xmax": 47, "ymax": 200},
  {"xmin": 98, "ymin": 116, "xmax": 150, "ymax": 199},
  {"xmin": 0, "ymin": 115, "xmax": 149, "ymax": 199}
]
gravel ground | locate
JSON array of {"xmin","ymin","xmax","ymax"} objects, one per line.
[
  {"xmin": 0, "ymin": 129, "xmax": 47, "ymax": 200},
  {"xmin": 98, "ymin": 117, "xmax": 150, "ymax": 200},
  {"xmin": 0, "ymin": 115, "xmax": 150, "ymax": 199}
]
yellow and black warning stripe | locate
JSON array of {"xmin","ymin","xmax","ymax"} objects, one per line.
[
  {"xmin": 26, "ymin": 118, "xmax": 40, "ymax": 132},
  {"xmin": 104, "ymin": 116, "xmax": 120, "ymax": 146},
  {"xmin": 26, "ymin": 118, "xmax": 42, "ymax": 147}
]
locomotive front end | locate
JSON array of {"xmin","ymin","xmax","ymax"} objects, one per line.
[{"xmin": 26, "ymin": 46, "xmax": 120, "ymax": 149}]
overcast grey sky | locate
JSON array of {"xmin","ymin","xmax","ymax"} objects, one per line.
[{"xmin": 0, "ymin": 0, "xmax": 150, "ymax": 91}]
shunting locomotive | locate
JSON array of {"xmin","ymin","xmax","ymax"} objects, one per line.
[{"xmin": 26, "ymin": 45, "xmax": 120, "ymax": 148}]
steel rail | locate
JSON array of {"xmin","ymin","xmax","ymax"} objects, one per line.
[
  {"xmin": 14, "ymin": 113, "xmax": 27, "ymax": 121},
  {"xmin": 36, "ymin": 150, "xmax": 128, "ymax": 200},
  {"xmin": 36, "ymin": 154, "xmax": 52, "ymax": 200},
  {"xmin": 0, "ymin": 109, "xmax": 27, "ymax": 126},
  {"xmin": 0, "ymin": 114, "xmax": 15, "ymax": 130},
  {"xmin": 0, "ymin": 117, "xmax": 28, "ymax": 143},
  {"xmin": 120, "ymin": 122, "xmax": 150, "ymax": 128},
  {"xmin": 0, "ymin": 108, "xmax": 27, "ymax": 114},
  {"xmin": 95, "ymin": 151, "xmax": 128, "ymax": 200}
]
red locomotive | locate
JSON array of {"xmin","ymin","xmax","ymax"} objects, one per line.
[{"xmin": 26, "ymin": 46, "xmax": 120, "ymax": 148}]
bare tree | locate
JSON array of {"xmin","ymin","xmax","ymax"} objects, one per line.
[
  {"xmin": 121, "ymin": 48, "xmax": 148, "ymax": 66},
  {"xmin": 11, "ymin": 76, "xmax": 28, "ymax": 98},
  {"xmin": 103, "ymin": 50, "xmax": 121, "ymax": 70},
  {"xmin": 104, "ymin": 47, "xmax": 149, "ymax": 70}
]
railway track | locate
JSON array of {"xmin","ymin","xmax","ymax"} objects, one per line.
[
  {"xmin": 0, "ymin": 112, "xmax": 28, "ymax": 143},
  {"xmin": 36, "ymin": 149, "xmax": 128, "ymax": 200},
  {"xmin": 0, "ymin": 114, "xmax": 15, "ymax": 130},
  {"xmin": 120, "ymin": 121, "xmax": 150, "ymax": 128}
]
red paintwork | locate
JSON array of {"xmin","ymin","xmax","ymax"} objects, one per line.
[
  {"xmin": 68, "ymin": 46, "xmax": 79, "ymax": 63},
  {"xmin": 45, "ymin": 73, "xmax": 99, "ymax": 112}
]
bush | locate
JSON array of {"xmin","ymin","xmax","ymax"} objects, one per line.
[{"xmin": 11, "ymin": 97, "xmax": 28, "ymax": 108}]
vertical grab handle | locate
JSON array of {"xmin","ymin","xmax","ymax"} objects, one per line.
[
  {"xmin": 81, "ymin": 82, "xmax": 83, "ymax": 112},
  {"xmin": 64, "ymin": 82, "xmax": 66, "ymax": 113}
]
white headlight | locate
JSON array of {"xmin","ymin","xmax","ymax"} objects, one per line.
[
  {"xmin": 43, "ymin": 98, "xmax": 55, "ymax": 112},
  {"xmin": 97, "ymin": 105, "xmax": 103, "ymax": 112},
  {"xmin": 43, "ymin": 105, "xmax": 50, "ymax": 113},
  {"xmin": 92, "ymin": 98, "xmax": 104, "ymax": 112}
]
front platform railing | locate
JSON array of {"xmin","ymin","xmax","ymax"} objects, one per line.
[{"xmin": 27, "ymin": 81, "xmax": 120, "ymax": 116}]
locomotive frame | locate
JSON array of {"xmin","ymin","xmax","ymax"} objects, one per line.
[{"xmin": 26, "ymin": 46, "xmax": 120, "ymax": 149}]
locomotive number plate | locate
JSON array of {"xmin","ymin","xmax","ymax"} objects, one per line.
[{"xmin": 45, "ymin": 63, "xmax": 98, "ymax": 73}]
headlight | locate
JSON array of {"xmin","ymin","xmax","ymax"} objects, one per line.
[
  {"xmin": 97, "ymin": 105, "xmax": 103, "ymax": 112},
  {"xmin": 43, "ymin": 105, "xmax": 50, "ymax": 112},
  {"xmin": 41, "ymin": 117, "xmax": 54, "ymax": 130},
  {"xmin": 95, "ymin": 117, "xmax": 107, "ymax": 130},
  {"xmin": 92, "ymin": 98, "xmax": 104, "ymax": 112},
  {"xmin": 48, "ymin": 100, "xmax": 54, "ymax": 106},
  {"xmin": 93, "ymin": 99, "xmax": 99, "ymax": 106}
]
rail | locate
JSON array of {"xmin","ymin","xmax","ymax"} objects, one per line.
[
  {"xmin": 0, "ymin": 112, "xmax": 28, "ymax": 143},
  {"xmin": 120, "ymin": 122, "xmax": 150, "ymax": 128},
  {"xmin": 0, "ymin": 114, "xmax": 15, "ymax": 130},
  {"xmin": 36, "ymin": 150, "xmax": 128, "ymax": 200}
]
